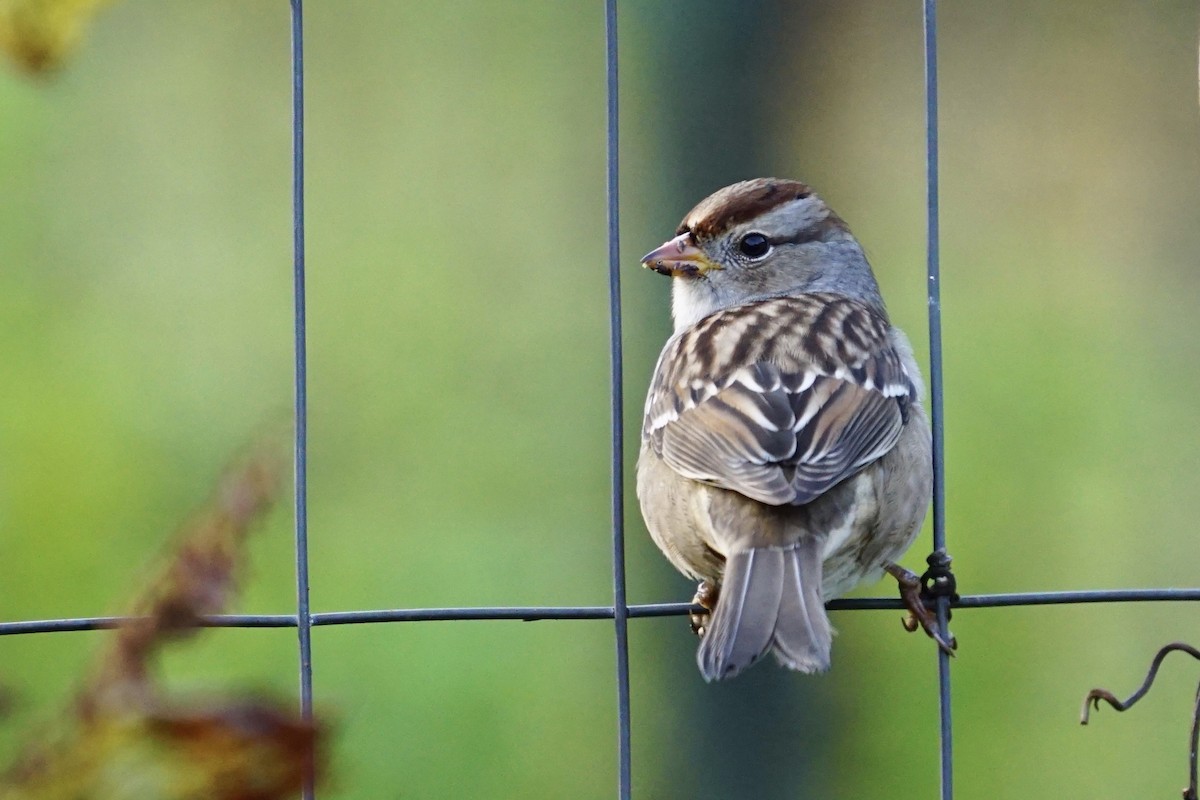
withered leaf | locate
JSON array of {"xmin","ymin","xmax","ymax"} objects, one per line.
[
  {"xmin": 3, "ymin": 703, "xmax": 319, "ymax": 800},
  {"xmin": 84, "ymin": 446, "xmax": 282, "ymax": 714}
]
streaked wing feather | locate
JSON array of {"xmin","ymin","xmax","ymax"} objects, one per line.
[
  {"xmin": 644, "ymin": 295, "xmax": 914, "ymax": 506},
  {"xmin": 658, "ymin": 382, "xmax": 798, "ymax": 504},
  {"xmin": 785, "ymin": 379, "xmax": 903, "ymax": 504}
]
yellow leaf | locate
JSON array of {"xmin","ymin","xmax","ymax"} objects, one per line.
[{"xmin": 0, "ymin": 0, "xmax": 113, "ymax": 74}]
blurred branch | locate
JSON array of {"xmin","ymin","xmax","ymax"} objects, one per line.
[
  {"xmin": 0, "ymin": 438, "xmax": 326, "ymax": 800},
  {"xmin": 82, "ymin": 443, "xmax": 283, "ymax": 716}
]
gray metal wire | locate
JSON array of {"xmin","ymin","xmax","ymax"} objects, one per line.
[
  {"xmin": 921, "ymin": 2, "xmax": 954, "ymax": 798},
  {"xmin": 289, "ymin": 2, "xmax": 315, "ymax": 798},
  {"xmin": 4, "ymin": 590, "xmax": 1200, "ymax": 637},
  {"xmin": 4, "ymin": 3, "xmax": 1197, "ymax": 799},
  {"xmin": 603, "ymin": 2, "xmax": 633, "ymax": 798}
]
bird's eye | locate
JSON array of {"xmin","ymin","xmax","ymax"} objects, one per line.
[{"xmin": 738, "ymin": 232, "xmax": 771, "ymax": 259}]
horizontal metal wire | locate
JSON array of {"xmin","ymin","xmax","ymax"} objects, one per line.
[{"xmin": 4, "ymin": 588, "xmax": 1197, "ymax": 636}]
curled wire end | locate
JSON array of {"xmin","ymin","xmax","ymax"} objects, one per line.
[
  {"xmin": 1080, "ymin": 643, "xmax": 1200, "ymax": 724},
  {"xmin": 1080, "ymin": 688, "xmax": 1122, "ymax": 725},
  {"xmin": 1079, "ymin": 642, "xmax": 1200, "ymax": 799}
]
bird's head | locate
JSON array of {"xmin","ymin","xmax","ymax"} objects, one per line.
[{"xmin": 640, "ymin": 178, "xmax": 885, "ymax": 331}]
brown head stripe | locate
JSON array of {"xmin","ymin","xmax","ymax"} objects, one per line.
[{"xmin": 679, "ymin": 178, "xmax": 814, "ymax": 239}]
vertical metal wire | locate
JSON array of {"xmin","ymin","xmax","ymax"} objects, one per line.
[
  {"xmin": 604, "ymin": 1, "xmax": 632, "ymax": 798},
  {"xmin": 922, "ymin": 1, "xmax": 953, "ymax": 799},
  {"xmin": 289, "ymin": 1, "xmax": 315, "ymax": 798}
]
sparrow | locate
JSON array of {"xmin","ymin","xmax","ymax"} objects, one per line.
[{"xmin": 635, "ymin": 177, "xmax": 944, "ymax": 681}]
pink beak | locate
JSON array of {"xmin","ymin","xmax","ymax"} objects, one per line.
[{"xmin": 640, "ymin": 232, "xmax": 719, "ymax": 278}]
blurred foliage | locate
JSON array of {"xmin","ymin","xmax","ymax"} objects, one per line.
[
  {"xmin": 1, "ymin": 443, "xmax": 323, "ymax": 799},
  {"xmin": 1, "ymin": 1, "xmax": 1199, "ymax": 799},
  {"xmin": 0, "ymin": 0, "xmax": 113, "ymax": 74}
]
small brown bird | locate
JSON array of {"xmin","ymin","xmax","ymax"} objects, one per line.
[{"xmin": 635, "ymin": 178, "xmax": 942, "ymax": 681}]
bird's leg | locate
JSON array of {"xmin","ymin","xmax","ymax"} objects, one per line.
[
  {"xmin": 689, "ymin": 581, "xmax": 719, "ymax": 637},
  {"xmin": 883, "ymin": 562, "xmax": 957, "ymax": 655}
]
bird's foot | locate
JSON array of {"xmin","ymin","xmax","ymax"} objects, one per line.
[
  {"xmin": 883, "ymin": 561, "xmax": 957, "ymax": 655},
  {"xmin": 689, "ymin": 581, "xmax": 719, "ymax": 638}
]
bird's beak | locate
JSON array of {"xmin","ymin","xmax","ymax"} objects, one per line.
[{"xmin": 640, "ymin": 233, "xmax": 719, "ymax": 278}]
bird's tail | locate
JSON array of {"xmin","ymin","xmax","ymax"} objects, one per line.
[{"xmin": 697, "ymin": 539, "xmax": 832, "ymax": 681}]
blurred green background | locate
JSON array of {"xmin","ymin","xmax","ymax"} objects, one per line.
[{"xmin": 3, "ymin": 1, "xmax": 1200, "ymax": 797}]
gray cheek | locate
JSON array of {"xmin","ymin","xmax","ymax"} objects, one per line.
[
  {"xmin": 710, "ymin": 272, "xmax": 760, "ymax": 306},
  {"xmin": 732, "ymin": 265, "xmax": 797, "ymax": 297}
]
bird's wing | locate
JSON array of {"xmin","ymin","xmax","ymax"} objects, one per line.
[{"xmin": 642, "ymin": 295, "xmax": 917, "ymax": 506}]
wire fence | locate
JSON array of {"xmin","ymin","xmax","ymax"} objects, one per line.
[{"xmin": 3, "ymin": 2, "xmax": 1200, "ymax": 799}]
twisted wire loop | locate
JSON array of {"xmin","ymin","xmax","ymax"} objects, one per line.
[
  {"xmin": 921, "ymin": 549, "xmax": 959, "ymax": 608},
  {"xmin": 1081, "ymin": 642, "xmax": 1200, "ymax": 800}
]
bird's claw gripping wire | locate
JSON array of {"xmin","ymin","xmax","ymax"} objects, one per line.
[
  {"xmin": 885, "ymin": 551, "xmax": 958, "ymax": 656},
  {"xmin": 688, "ymin": 581, "xmax": 719, "ymax": 638}
]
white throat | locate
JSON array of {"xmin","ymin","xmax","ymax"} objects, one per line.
[{"xmin": 670, "ymin": 279, "xmax": 722, "ymax": 332}]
